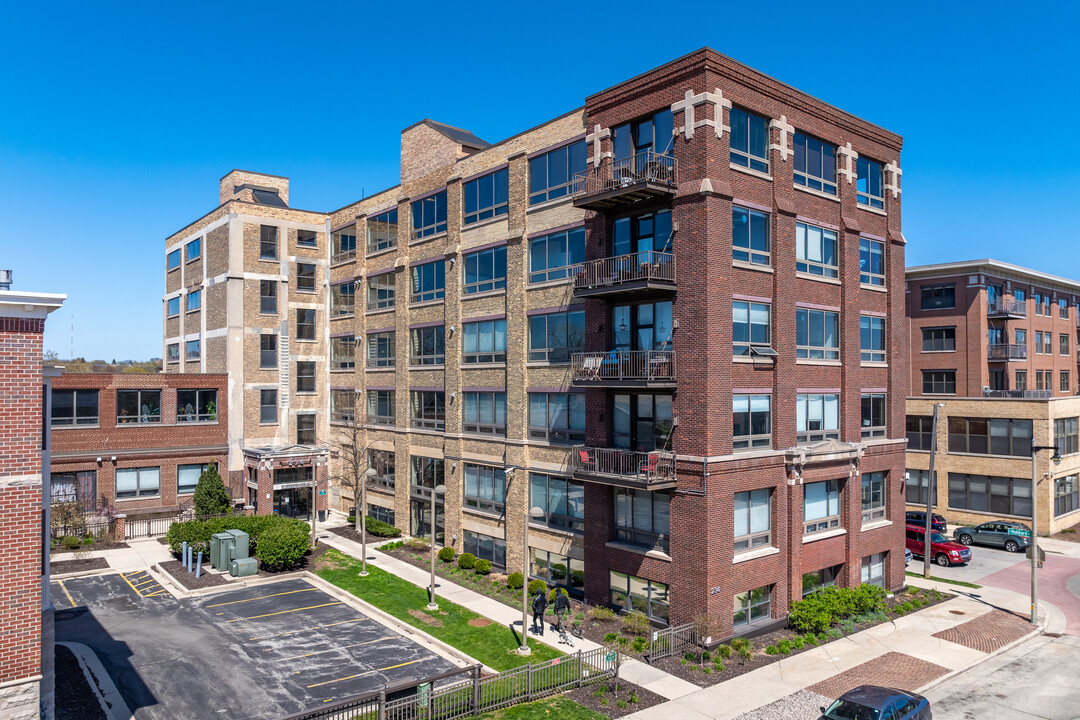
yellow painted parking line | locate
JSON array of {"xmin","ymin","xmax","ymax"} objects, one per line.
[
  {"xmin": 206, "ymin": 588, "xmax": 317, "ymax": 608},
  {"xmin": 277, "ymin": 637, "xmax": 391, "ymax": 662},
  {"xmin": 58, "ymin": 580, "xmax": 76, "ymax": 608},
  {"xmin": 143, "ymin": 589, "xmax": 170, "ymax": 597},
  {"xmin": 247, "ymin": 617, "xmax": 368, "ymax": 642},
  {"xmin": 119, "ymin": 573, "xmax": 143, "ymax": 596},
  {"xmin": 226, "ymin": 602, "xmax": 344, "ymax": 623},
  {"xmin": 134, "ymin": 579, "xmax": 157, "ymax": 588},
  {"xmin": 306, "ymin": 657, "xmax": 431, "ymax": 689}
]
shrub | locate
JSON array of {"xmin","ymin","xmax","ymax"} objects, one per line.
[
  {"xmin": 826, "ymin": 628, "xmax": 843, "ymax": 638},
  {"xmin": 437, "ymin": 547, "xmax": 456, "ymax": 563},
  {"xmin": 616, "ymin": 635, "xmax": 629, "ymax": 646},
  {"xmin": 788, "ymin": 585, "xmax": 889, "ymax": 635},
  {"xmin": 730, "ymin": 638, "xmax": 752, "ymax": 653},
  {"xmin": 457, "ymin": 553, "xmax": 476, "ymax": 569},
  {"xmin": 527, "ymin": 579, "xmax": 548, "ymax": 596},
  {"xmin": 702, "ymin": 666, "xmax": 712, "ymax": 674},
  {"xmin": 715, "ymin": 643, "xmax": 732, "ymax": 659},
  {"xmin": 739, "ymin": 647, "xmax": 754, "ymax": 661},
  {"xmin": 347, "ymin": 515, "xmax": 356, "ymax": 524},
  {"xmin": 474, "ymin": 559, "xmax": 492, "ymax": 575},
  {"xmin": 603, "ymin": 632, "xmax": 619, "ymax": 643},
  {"xmin": 803, "ymin": 633, "xmax": 819, "ymax": 646},
  {"xmin": 548, "ymin": 587, "xmax": 568, "ymax": 603},
  {"xmin": 255, "ymin": 521, "xmax": 310, "ymax": 571},
  {"xmin": 362, "ymin": 516, "xmax": 402, "ymax": 538},
  {"xmin": 629, "ymin": 691, "xmax": 639, "ymax": 704},
  {"xmin": 777, "ymin": 639, "xmax": 792, "ymax": 654},
  {"xmin": 381, "ymin": 540, "xmax": 404, "ymax": 551},
  {"xmin": 790, "ymin": 636, "xmax": 804, "ymax": 650},
  {"xmin": 165, "ymin": 514, "xmax": 309, "ymax": 557},
  {"xmin": 192, "ymin": 463, "xmax": 231, "ymax": 517},
  {"xmin": 81, "ymin": 536, "xmax": 94, "ymax": 546},
  {"xmin": 713, "ymin": 660, "xmax": 725, "ymax": 673},
  {"xmin": 765, "ymin": 645, "xmax": 779, "ymax": 656},
  {"xmin": 631, "ymin": 636, "xmax": 647, "ymax": 653},
  {"xmin": 701, "ymin": 650, "xmax": 711, "ymax": 662},
  {"xmin": 683, "ymin": 651, "xmax": 698, "ymax": 663},
  {"xmin": 506, "ymin": 572, "xmax": 524, "ymax": 589},
  {"xmin": 61, "ymin": 536, "xmax": 81, "ymax": 551},
  {"xmin": 622, "ymin": 611, "xmax": 651, "ymax": 637},
  {"xmin": 590, "ymin": 606, "xmax": 616, "ymax": 622}
]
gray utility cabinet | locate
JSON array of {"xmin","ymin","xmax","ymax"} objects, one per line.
[
  {"xmin": 230, "ymin": 557, "xmax": 258, "ymax": 578},
  {"xmin": 209, "ymin": 533, "xmax": 235, "ymax": 570},
  {"xmin": 226, "ymin": 529, "xmax": 250, "ymax": 560}
]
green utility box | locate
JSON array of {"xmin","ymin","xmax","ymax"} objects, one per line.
[
  {"xmin": 226, "ymin": 529, "xmax": 250, "ymax": 560},
  {"xmin": 230, "ymin": 557, "xmax": 258, "ymax": 578},
  {"xmin": 210, "ymin": 533, "xmax": 235, "ymax": 569}
]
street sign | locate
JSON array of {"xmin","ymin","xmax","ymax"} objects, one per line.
[
  {"xmin": 605, "ymin": 651, "xmax": 617, "ymax": 662},
  {"xmin": 318, "ymin": 489, "xmax": 326, "ymax": 495},
  {"xmin": 1026, "ymin": 545, "xmax": 1045, "ymax": 568},
  {"xmin": 1008, "ymin": 527, "xmax": 1032, "ymax": 538}
]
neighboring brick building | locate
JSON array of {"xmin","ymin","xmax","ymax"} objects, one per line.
[
  {"xmin": 49, "ymin": 373, "xmax": 230, "ymax": 530},
  {"xmin": 0, "ymin": 284, "xmax": 65, "ymax": 720},
  {"xmin": 166, "ymin": 48, "xmax": 907, "ymax": 637},
  {"xmin": 905, "ymin": 260, "xmax": 1080, "ymax": 535}
]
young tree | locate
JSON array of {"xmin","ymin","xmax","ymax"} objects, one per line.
[
  {"xmin": 192, "ymin": 462, "xmax": 231, "ymax": 516},
  {"xmin": 326, "ymin": 399, "xmax": 375, "ymax": 531}
]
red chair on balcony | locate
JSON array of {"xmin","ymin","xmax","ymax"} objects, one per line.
[
  {"xmin": 577, "ymin": 449, "xmax": 596, "ymax": 472},
  {"xmin": 638, "ymin": 453, "xmax": 659, "ymax": 477}
]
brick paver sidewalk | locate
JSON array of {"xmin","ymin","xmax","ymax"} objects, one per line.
[
  {"xmin": 931, "ymin": 608, "xmax": 1033, "ymax": 654},
  {"xmin": 807, "ymin": 651, "xmax": 950, "ymax": 700}
]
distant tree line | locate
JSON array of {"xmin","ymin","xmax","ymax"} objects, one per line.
[{"xmin": 43, "ymin": 350, "xmax": 161, "ymax": 374}]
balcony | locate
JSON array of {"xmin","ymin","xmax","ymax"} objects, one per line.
[
  {"xmin": 571, "ymin": 446, "xmax": 676, "ymax": 490},
  {"xmin": 571, "ymin": 350, "xmax": 676, "ymax": 388},
  {"xmin": 987, "ymin": 299, "xmax": 1026, "ymax": 318},
  {"xmin": 573, "ymin": 250, "xmax": 676, "ymax": 298},
  {"xmin": 571, "ymin": 150, "xmax": 678, "ymax": 210},
  {"xmin": 983, "ymin": 389, "xmax": 1052, "ymax": 399},
  {"xmin": 987, "ymin": 343, "xmax": 1027, "ymax": 361}
]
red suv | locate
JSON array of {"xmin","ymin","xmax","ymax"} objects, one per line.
[{"xmin": 905, "ymin": 525, "xmax": 971, "ymax": 566}]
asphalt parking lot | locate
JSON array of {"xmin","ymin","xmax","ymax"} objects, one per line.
[
  {"xmin": 53, "ymin": 574, "xmax": 458, "ymax": 719},
  {"xmin": 907, "ymin": 536, "xmax": 1027, "ymax": 582}
]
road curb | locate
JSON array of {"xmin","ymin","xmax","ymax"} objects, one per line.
[
  {"xmin": 58, "ymin": 641, "xmax": 133, "ymax": 720},
  {"xmin": 916, "ymin": 625, "xmax": 1043, "ymax": 695}
]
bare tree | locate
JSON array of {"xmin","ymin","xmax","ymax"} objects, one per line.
[{"xmin": 326, "ymin": 399, "xmax": 377, "ymax": 532}]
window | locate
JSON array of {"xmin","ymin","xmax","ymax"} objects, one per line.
[
  {"xmin": 949, "ymin": 473, "xmax": 1032, "ymax": 517},
  {"xmin": 921, "ymin": 284, "xmax": 955, "ymax": 310},
  {"xmin": 1015, "ymin": 328, "xmax": 1027, "ymax": 347},
  {"xmin": 1034, "ymin": 292, "xmax": 1049, "ymax": 316},
  {"xmin": 167, "ymin": 249, "xmax": 180, "ymax": 271},
  {"xmin": 368, "ymin": 504, "xmax": 395, "ymax": 525},
  {"xmin": 1062, "ymin": 334, "xmax": 1070, "ymax": 356},
  {"xmin": 463, "ymin": 319, "xmax": 506, "ymax": 363},
  {"xmin": 856, "ymin": 157, "xmax": 885, "ymax": 209},
  {"xmin": 862, "ymin": 472, "xmax": 886, "ymax": 523},
  {"xmin": 1016, "ymin": 370, "xmax": 1027, "ymax": 391},
  {"xmin": 296, "ymin": 414, "xmax": 315, "ymax": 444},
  {"xmin": 331, "ymin": 335, "xmax": 355, "ymax": 371},
  {"xmin": 922, "ymin": 370, "xmax": 956, "ymax": 395},
  {"xmin": 1014, "ymin": 288, "xmax": 1026, "ymax": 302},
  {"xmin": 1061, "ymin": 298, "xmax": 1070, "ymax": 319},
  {"xmin": 409, "ymin": 326, "xmax": 444, "ymax": 366},
  {"xmin": 185, "ymin": 339, "xmax": 200, "ymax": 360},
  {"xmin": 1037, "ymin": 370, "xmax": 1047, "ymax": 391},
  {"xmin": 528, "ymin": 309, "xmax": 584, "ymax": 362},
  {"xmin": 332, "ymin": 228, "xmax": 356, "ymax": 262},
  {"xmin": 177, "ymin": 389, "xmax": 217, "ymax": 422},
  {"xmin": 1063, "ymin": 371, "xmax": 1071, "ymax": 393},
  {"xmin": 411, "ymin": 191, "xmax": 447, "ymax": 239},
  {"xmin": 531, "ymin": 548, "xmax": 584, "ymax": 597},
  {"xmin": 167, "ymin": 296, "xmax": 180, "ymax": 317},
  {"xmin": 51, "ymin": 471, "xmax": 96, "ymax": 512},
  {"xmin": 860, "ymin": 316, "xmax": 886, "ymax": 362},
  {"xmin": 922, "ymin": 327, "xmax": 955, "ymax": 352},
  {"xmin": 1044, "ymin": 332, "xmax": 1052, "ymax": 354},
  {"xmin": 463, "ymin": 530, "xmax": 506, "ymax": 569},
  {"xmin": 116, "ymin": 467, "xmax": 160, "ymax": 499},
  {"xmin": 948, "ymin": 417, "xmax": 1032, "ymax": 456},
  {"xmin": 166, "ymin": 343, "xmax": 179, "ymax": 363},
  {"xmin": 463, "ymin": 168, "xmax": 509, "ymax": 225},
  {"xmin": 367, "ymin": 208, "xmax": 398, "ymax": 254},
  {"xmin": 796, "ymin": 222, "xmax": 838, "ymax": 277},
  {"xmin": 529, "ymin": 140, "xmax": 586, "ymax": 205},
  {"xmin": 528, "ymin": 392, "xmax": 585, "ymax": 444},
  {"xmin": 804, "ymin": 479, "xmax": 841, "ymax": 534},
  {"xmin": 260, "ymin": 389, "xmax": 277, "ymax": 424},
  {"xmin": 411, "ymin": 260, "xmax": 445, "ymax": 303},
  {"xmin": 411, "ymin": 456, "xmax": 444, "ymax": 496},
  {"xmin": 614, "ymin": 488, "xmax": 670, "ymax": 553},
  {"xmin": 797, "ymin": 394, "xmax": 840, "ymax": 443},
  {"xmin": 733, "ymin": 586, "xmax": 770, "ymax": 629},
  {"xmin": 610, "ymin": 571, "xmax": 669, "ymax": 624},
  {"xmin": 117, "ymin": 390, "xmax": 160, "ymax": 424},
  {"xmin": 51, "ymin": 390, "xmax": 99, "ymax": 426},
  {"xmin": 366, "ymin": 390, "xmax": 394, "ymax": 425},
  {"xmin": 260, "ymin": 334, "xmax": 277, "ymax": 369},
  {"xmin": 859, "ymin": 238, "xmax": 885, "ymax": 285},
  {"xmin": 1034, "ymin": 331, "xmax": 1044, "ymax": 354},
  {"xmin": 907, "ymin": 415, "xmax": 934, "ymax": 451},
  {"xmin": 612, "ymin": 393, "xmax": 673, "ymax": 451},
  {"xmin": 802, "ymin": 566, "xmax": 841, "ymax": 597},
  {"xmin": 733, "ymin": 394, "xmax": 771, "ymax": 451},
  {"xmin": 732, "ymin": 301, "xmax": 771, "ymax": 356},
  {"xmin": 732, "ymin": 206, "xmax": 770, "ymax": 266},
  {"xmin": 330, "ymin": 389, "xmax": 355, "ymax": 424},
  {"xmin": 612, "ymin": 210, "xmax": 673, "ymax": 258},
  {"xmin": 297, "ymin": 229, "xmax": 317, "ymax": 247},
  {"xmin": 463, "ymin": 246, "xmax": 507, "ymax": 295},
  {"xmin": 463, "ymin": 464, "xmax": 506, "ymax": 514},
  {"xmin": 410, "ymin": 390, "xmax": 445, "ymax": 430},
  {"xmin": 369, "ymin": 451, "xmax": 395, "ymax": 491},
  {"xmin": 729, "ymin": 107, "xmax": 769, "ymax": 173},
  {"xmin": 1055, "ymin": 417, "xmax": 1079, "ymax": 455},
  {"xmin": 366, "ymin": 273, "xmax": 395, "ymax": 311},
  {"xmin": 463, "ymin": 392, "xmax": 506, "ymax": 435},
  {"xmin": 186, "ymin": 290, "xmax": 201, "ymax": 312},
  {"xmin": 734, "ymin": 489, "xmax": 772, "ymax": 552},
  {"xmin": 260, "ymin": 280, "xmax": 277, "ymax": 314},
  {"xmin": 296, "ymin": 263, "xmax": 316, "ymax": 292},
  {"xmin": 177, "ymin": 464, "xmax": 208, "ymax": 495},
  {"xmin": 613, "ymin": 106, "xmax": 674, "ymax": 160},
  {"xmin": 296, "ymin": 309, "xmax": 315, "ymax": 341},
  {"xmin": 367, "ymin": 331, "xmax": 395, "ymax": 368},
  {"xmin": 330, "ymin": 281, "xmax": 355, "ymax": 316},
  {"xmin": 529, "ymin": 473, "xmax": 585, "ymax": 533},
  {"xmin": 186, "ymin": 237, "xmax": 201, "ymax": 261},
  {"xmin": 861, "ymin": 553, "xmax": 886, "ymax": 588},
  {"xmin": 296, "ymin": 362, "xmax": 315, "ymax": 393},
  {"xmin": 529, "ymin": 228, "xmax": 585, "ymax": 283},
  {"xmin": 793, "ymin": 131, "xmax": 837, "ymax": 195},
  {"xmin": 259, "ymin": 225, "xmax": 278, "ymax": 260},
  {"xmin": 906, "ymin": 469, "xmax": 936, "ymax": 507},
  {"xmin": 796, "ymin": 308, "xmax": 840, "ymax": 360},
  {"xmin": 1055, "ymin": 475, "xmax": 1079, "ymax": 517},
  {"xmin": 861, "ymin": 394, "xmax": 886, "ymax": 438}
]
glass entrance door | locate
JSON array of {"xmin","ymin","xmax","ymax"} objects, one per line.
[{"xmin": 273, "ymin": 488, "xmax": 311, "ymax": 519}]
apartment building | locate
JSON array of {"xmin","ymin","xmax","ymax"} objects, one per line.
[
  {"xmin": 49, "ymin": 373, "xmax": 230, "ymax": 529},
  {"xmin": 0, "ymin": 283, "xmax": 65, "ymax": 720},
  {"xmin": 905, "ymin": 260, "xmax": 1080, "ymax": 535},
  {"xmin": 166, "ymin": 48, "xmax": 907, "ymax": 637}
]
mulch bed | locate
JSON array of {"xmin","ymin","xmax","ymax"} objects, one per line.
[
  {"xmin": 55, "ymin": 644, "xmax": 108, "ymax": 720},
  {"xmin": 327, "ymin": 524, "xmax": 401, "ymax": 546},
  {"xmin": 52, "ymin": 557, "xmax": 109, "ymax": 575},
  {"xmin": 52, "ymin": 540, "xmax": 129, "ymax": 555},
  {"xmin": 159, "ymin": 544, "xmax": 330, "ymax": 590},
  {"xmin": 565, "ymin": 678, "xmax": 666, "ymax": 717},
  {"xmin": 1050, "ymin": 520, "xmax": 1080, "ymax": 542}
]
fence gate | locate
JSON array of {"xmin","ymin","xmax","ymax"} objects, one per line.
[
  {"xmin": 125, "ymin": 514, "xmax": 176, "ymax": 540},
  {"xmin": 648, "ymin": 621, "xmax": 697, "ymax": 663}
]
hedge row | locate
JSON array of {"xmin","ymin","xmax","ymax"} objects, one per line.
[
  {"xmin": 345, "ymin": 515, "xmax": 403, "ymax": 538},
  {"xmin": 165, "ymin": 514, "xmax": 310, "ymax": 559},
  {"xmin": 787, "ymin": 584, "xmax": 888, "ymax": 634}
]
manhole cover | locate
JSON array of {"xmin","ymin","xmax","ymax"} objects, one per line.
[
  {"xmin": 468, "ymin": 618, "xmax": 491, "ymax": 627},
  {"xmin": 949, "ymin": 610, "xmax": 965, "ymax": 615}
]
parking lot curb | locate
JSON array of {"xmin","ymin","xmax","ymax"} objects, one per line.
[
  {"xmin": 51, "ymin": 567, "xmax": 119, "ymax": 581},
  {"xmin": 58, "ymin": 641, "xmax": 133, "ymax": 720}
]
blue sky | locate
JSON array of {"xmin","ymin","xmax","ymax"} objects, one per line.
[{"xmin": 1, "ymin": 1, "xmax": 1076, "ymax": 360}]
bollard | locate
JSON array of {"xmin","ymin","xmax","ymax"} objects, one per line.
[
  {"xmin": 196, "ymin": 551, "xmax": 203, "ymax": 579},
  {"xmin": 187, "ymin": 546, "xmax": 193, "ymax": 572},
  {"xmin": 181, "ymin": 541, "xmax": 187, "ymax": 569}
]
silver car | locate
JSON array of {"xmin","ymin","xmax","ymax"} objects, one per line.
[{"xmin": 953, "ymin": 521, "xmax": 1031, "ymax": 552}]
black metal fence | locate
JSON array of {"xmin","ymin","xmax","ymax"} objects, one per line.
[{"xmin": 50, "ymin": 515, "xmax": 114, "ymax": 541}]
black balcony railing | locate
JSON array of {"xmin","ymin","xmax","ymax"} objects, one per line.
[
  {"xmin": 571, "ymin": 350, "xmax": 676, "ymax": 386},
  {"xmin": 987, "ymin": 299, "xmax": 1026, "ymax": 317},
  {"xmin": 571, "ymin": 151, "xmax": 677, "ymax": 209},
  {"xmin": 983, "ymin": 389, "xmax": 1052, "ymax": 399},
  {"xmin": 573, "ymin": 250, "xmax": 675, "ymax": 295},
  {"xmin": 571, "ymin": 446, "xmax": 676, "ymax": 489},
  {"xmin": 987, "ymin": 343, "xmax": 1027, "ymax": 360}
]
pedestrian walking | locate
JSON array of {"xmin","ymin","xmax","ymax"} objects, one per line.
[{"xmin": 531, "ymin": 589, "xmax": 548, "ymax": 635}]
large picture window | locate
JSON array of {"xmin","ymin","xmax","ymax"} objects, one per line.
[
  {"xmin": 528, "ymin": 392, "xmax": 585, "ymax": 444},
  {"xmin": 116, "ymin": 467, "xmax": 160, "ymax": 499},
  {"xmin": 463, "ymin": 319, "xmax": 506, "ymax": 364},
  {"xmin": 463, "ymin": 392, "xmax": 506, "ymax": 436},
  {"xmin": 463, "ymin": 464, "xmax": 506, "ymax": 515},
  {"xmin": 117, "ymin": 390, "xmax": 160, "ymax": 424},
  {"xmin": 529, "ymin": 140, "xmax": 586, "ymax": 205},
  {"xmin": 921, "ymin": 327, "xmax": 955, "ymax": 352},
  {"xmin": 922, "ymin": 370, "xmax": 956, "ymax": 395},
  {"xmin": 796, "ymin": 308, "xmax": 839, "ymax": 360},
  {"xmin": 734, "ymin": 489, "xmax": 771, "ymax": 553},
  {"xmin": 463, "ymin": 246, "xmax": 507, "ymax": 295},
  {"xmin": 529, "ymin": 473, "xmax": 584, "ymax": 533},
  {"xmin": 177, "ymin": 389, "xmax": 217, "ymax": 422},
  {"xmin": 463, "ymin": 530, "xmax": 506, "ymax": 569},
  {"xmin": 531, "ymin": 548, "xmax": 584, "ymax": 597},
  {"xmin": 804, "ymin": 479, "xmax": 841, "ymax": 535},
  {"xmin": 947, "ymin": 417, "xmax": 1032, "ymax": 457},
  {"xmin": 610, "ymin": 571, "xmax": 668, "ymax": 624},
  {"xmin": 529, "ymin": 228, "xmax": 585, "ymax": 284},
  {"xmin": 528, "ymin": 309, "xmax": 584, "ymax": 362},
  {"xmin": 614, "ymin": 488, "xmax": 669, "ymax": 553},
  {"xmin": 463, "ymin": 168, "xmax": 509, "ymax": 226},
  {"xmin": 51, "ymin": 390, "xmax": 99, "ymax": 426},
  {"xmin": 411, "ymin": 191, "xmax": 447, "ymax": 239},
  {"xmin": 796, "ymin": 222, "xmax": 838, "ymax": 277},
  {"xmin": 920, "ymin": 284, "xmax": 955, "ymax": 310},
  {"xmin": 948, "ymin": 473, "xmax": 1032, "ymax": 517}
]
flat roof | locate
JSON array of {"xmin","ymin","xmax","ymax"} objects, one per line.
[{"xmin": 906, "ymin": 259, "xmax": 1080, "ymax": 293}]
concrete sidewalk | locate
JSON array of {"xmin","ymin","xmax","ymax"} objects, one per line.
[
  {"xmin": 52, "ymin": 537, "xmax": 174, "ymax": 574},
  {"xmin": 904, "ymin": 574, "xmax": 1068, "ymax": 634}
]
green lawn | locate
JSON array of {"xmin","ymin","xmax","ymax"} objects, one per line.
[
  {"xmin": 316, "ymin": 548, "xmax": 563, "ymax": 670},
  {"xmin": 906, "ymin": 571, "xmax": 981, "ymax": 589},
  {"xmin": 467, "ymin": 696, "xmax": 607, "ymax": 720}
]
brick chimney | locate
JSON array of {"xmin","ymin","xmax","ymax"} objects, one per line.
[{"xmin": 219, "ymin": 170, "xmax": 289, "ymax": 207}]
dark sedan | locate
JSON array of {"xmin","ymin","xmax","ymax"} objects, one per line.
[
  {"xmin": 819, "ymin": 685, "xmax": 931, "ymax": 720},
  {"xmin": 953, "ymin": 521, "xmax": 1031, "ymax": 552}
]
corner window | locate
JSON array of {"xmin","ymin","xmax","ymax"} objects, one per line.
[
  {"xmin": 186, "ymin": 289, "xmax": 201, "ymax": 312},
  {"xmin": 259, "ymin": 225, "xmax": 278, "ymax": 260},
  {"xmin": 177, "ymin": 389, "xmax": 217, "ymax": 422},
  {"xmin": 614, "ymin": 488, "xmax": 670, "ymax": 553},
  {"xmin": 463, "ymin": 246, "xmax": 507, "ymax": 295},
  {"xmin": 116, "ymin": 467, "xmax": 160, "ymax": 499},
  {"xmin": 732, "ymin": 301, "xmax": 771, "ymax": 356},
  {"xmin": 411, "ymin": 191, "xmax": 447, "ymax": 239},
  {"xmin": 260, "ymin": 334, "xmax": 277, "ymax": 369},
  {"xmin": 185, "ymin": 340, "xmax": 200, "ymax": 361},
  {"xmin": 296, "ymin": 309, "xmax": 315, "ymax": 341},
  {"xmin": 186, "ymin": 237, "xmax": 201, "ymax": 261},
  {"xmin": 177, "ymin": 464, "xmax": 208, "ymax": 495},
  {"xmin": 861, "ymin": 394, "xmax": 886, "ymax": 438},
  {"xmin": 859, "ymin": 238, "xmax": 885, "ymax": 286},
  {"xmin": 612, "ymin": 108, "xmax": 674, "ymax": 161},
  {"xmin": 734, "ymin": 489, "xmax": 772, "ymax": 552},
  {"xmin": 411, "ymin": 260, "xmax": 445, "ymax": 303},
  {"xmin": 296, "ymin": 413, "xmax": 316, "ymax": 445},
  {"xmin": 733, "ymin": 394, "xmax": 771, "ymax": 451},
  {"xmin": 1055, "ymin": 475, "xmax": 1079, "ymax": 517},
  {"xmin": 529, "ymin": 140, "xmax": 586, "ymax": 205},
  {"xmin": 409, "ymin": 326, "xmax": 443, "ymax": 366},
  {"xmin": 803, "ymin": 479, "xmax": 841, "ymax": 535},
  {"xmin": 733, "ymin": 586, "xmax": 770, "ymax": 629},
  {"xmin": 260, "ymin": 280, "xmax": 277, "ymax": 314},
  {"xmin": 166, "ymin": 297, "xmax": 180, "ymax": 317},
  {"xmin": 610, "ymin": 571, "xmax": 669, "ymax": 624},
  {"xmin": 260, "ymin": 389, "xmax": 277, "ymax": 424},
  {"xmin": 529, "ymin": 473, "xmax": 585, "ymax": 533},
  {"xmin": 297, "ymin": 229, "xmax": 317, "ymax": 248},
  {"xmin": 463, "ymin": 464, "xmax": 506, "ymax": 514},
  {"xmin": 796, "ymin": 222, "xmax": 838, "ymax": 277},
  {"xmin": 296, "ymin": 362, "xmax": 315, "ymax": 393},
  {"xmin": 463, "ymin": 319, "xmax": 506, "ymax": 364},
  {"xmin": 51, "ymin": 389, "xmax": 99, "ymax": 426},
  {"xmin": 330, "ymin": 281, "xmax": 355, "ymax": 316},
  {"xmin": 793, "ymin": 132, "xmax": 837, "ymax": 195},
  {"xmin": 367, "ymin": 208, "xmax": 398, "ymax": 254},
  {"xmin": 861, "ymin": 472, "xmax": 886, "ymax": 523},
  {"xmin": 463, "ymin": 168, "xmax": 509, "ymax": 226},
  {"xmin": 856, "ymin": 157, "xmax": 884, "ymax": 209},
  {"xmin": 797, "ymin": 393, "xmax": 840, "ymax": 443},
  {"xmin": 463, "ymin": 392, "xmax": 506, "ymax": 436},
  {"xmin": 922, "ymin": 370, "xmax": 956, "ymax": 395},
  {"xmin": 117, "ymin": 389, "xmax": 161, "ymax": 424},
  {"xmin": 297, "ymin": 263, "xmax": 316, "ymax": 293},
  {"xmin": 528, "ymin": 309, "xmax": 584, "ymax": 362},
  {"xmin": 861, "ymin": 316, "xmax": 886, "ymax": 362},
  {"xmin": 921, "ymin": 327, "xmax": 955, "ymax": 352},
  {"xmin": 732, "ymin": 206, "xmax": 770, "ymax": 266},
  {"xmin": 1056, "ymin": 417, "xmax": 1079, "ymax": 455},
  {"xmin": 167, "ymin": 249, "xmax": 180, "ymax": 271},
  {"xmin": 529, "ymin": 228, "xmax": 585, "ymax": 284},
  {"xmin": 920, "ymin": 284, "xmax": 955, "ymax": 310},
  {"xmin": 367, "ymin": 331, "xmax": 395, "ymax": 368},
  {"xmin": 410, "ymin": 390, "xmax": 445, "ymax": 430},
  {"xmin": 528, "ymin": 392, "xmax": 585, "ymax": 444},
  {"xmin": 332, "ymin": 228, "xmax": 356, "ymax": 263},
  {"xmin": 796, "ymin": 308, "xmax": 839, "ymax": 360},
  {"xmin": 366, "ymin": 274, "xmax": 395, "ymax": 311},
  {"xmin": 729, "ymin": 107, "xmax": 769, "ymax": 173}
]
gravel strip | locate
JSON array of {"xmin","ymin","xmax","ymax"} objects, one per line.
[{"xmin": 733, "ymin": 689, "xmax": 832, "ymax": 720}]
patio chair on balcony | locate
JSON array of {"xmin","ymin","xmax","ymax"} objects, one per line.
[
  {"xmin": 577, "ymin": 449, "xmax": 596, "ymax": 472},
  {"xmin": 580, "ymin": 355, "xmax": 602, "ymax": 380},
  {"xmin": 638, "ymin": 453, "xmax": 659, "ymax": 477}
]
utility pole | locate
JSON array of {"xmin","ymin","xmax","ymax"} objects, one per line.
[
  {"xmin": 1029, "ymin": 443, "xmax": 1060, "ymax": 624},
  {"xmin": 923, "ymin": 403, "xmax": 943, "ymax": 578}
]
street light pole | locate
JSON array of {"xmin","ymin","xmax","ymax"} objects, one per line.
[
  {"xmin": 518, "ymin": 505, "xmax": 545, "ymax": 656},
  {"xmin": 1030, "ymin": 443, "xmax": 1060, "ymax": 624},
  {"xmin": 923, "ymin": 403, "xmax": 944, "ymax": 578},
  {"xmin": 427, "ymin": 484, "xmax": 446, "ymax": 611},
  {"xmin": 359, "ymin": 467, "xmax": 377, "ymax": 577}
]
